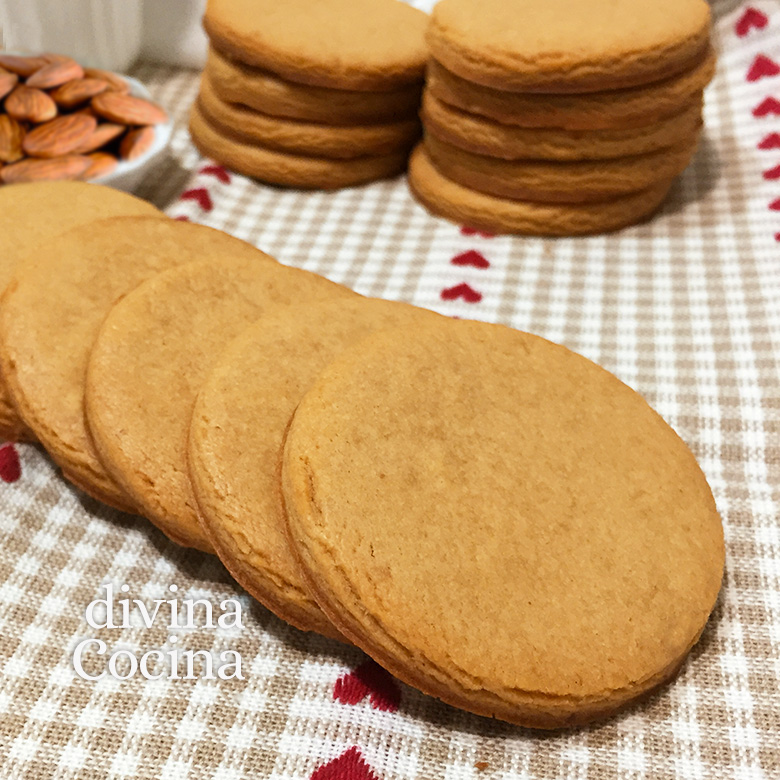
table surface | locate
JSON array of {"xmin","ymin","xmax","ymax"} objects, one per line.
[{"xmin": 2, "ymin": 2, "xmax": 780, "ymax": 779}]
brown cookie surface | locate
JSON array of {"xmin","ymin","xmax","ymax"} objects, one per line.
[
  {"xmin": 85, "ymin": 256, "xmax": 354, "ymax": 552},
  {"xmin": 282, "ymin": 319, "xmax": 725, "ymax": 728},
  {"xmin": 189, "ymin": 298, "xmax": 441, "ymax": 638},
  {"xmin": 428, "ymin": 0, "xmax": 712, "ymax": 93},
  {"xmin": 407, "ymin": 144, "xmax": 673, "ymax": 236},
  {"xmin": 0, "ymin": 217, "xmax": 273, "ymax": 511}
]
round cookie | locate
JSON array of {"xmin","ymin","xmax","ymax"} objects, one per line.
[
  {"xmin": 407, "ymin": 144, "xmax": 673, "ymax": 236},
  {"xmin": 0, "ymin": 182, "xmax": 161, "ymax": 441},
  {"xmin": 189, "ymin": 298, "xmax": 441, "ymax": 639},
  {"xmin": 0, "ymin": 217, "xmax": 274, "ymax": 512},
  {"xmin": 428, "ymin": 0, "xmax": 712, "ymax": 93},
  {"xmin": 281, "ymin": 319, "xmax": 725, "ymax": 728},
  {"xmin": 422, "ymin": 91, "xmax": 703, "ymax": 161},
  {"xmin": 426, "ymin": 52, "xmax": 716, "ymax": 130},
  {"xmin": 203, "ymin": 0, "xmax": 428, "ymax": 91},
  {"xmin": 85, "ymin": 256, "xmax": 354, "ymax": 553},
  {"xmin": 199, "ymin": 74, "xmax": 420, "ymax": 159},
  {"xmin": 424, "ymin": 133, "xmax": 699, "ymax": 203},
  {"xmin": 190, "ymin": 103, "xmax": 409, "ymax": 189},
  {"xmin": 206, "ymin": 46, "xmax": 423, "ymax": 125}
]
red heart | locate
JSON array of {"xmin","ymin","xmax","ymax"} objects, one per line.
[
  {"xmin": 451, "ymin": 249, "xmax": 490, "ymax": 269},
  {"xmin": 440, "ymin": 283, "xmax": 483, "ymax": 303},
  {"xmin": 747, "ymin": 54, "xmax": 780, "ymax": 82},
  {"xmin": 200, "ymin": 164, "xmax": 231, "ymax": 184},
  {"xmin": 775, "ymin": 232, "xmax": 780, "ymax": 242},
  {"xmin": 0, "ymin": 443, "xmax": 21, "ymax": 483},
  {"xmin": 180, "ymin": 187, "xmax": 214, "ymax": 212},
  {"xmin": 736, "ymin": 7, "xmax": 769, "ymax": 37},
  {"xmin": 311, "ymin": 748, "xmax": 380, "ymax": 780},
  {"xmin": 460, "ymin": 225, "xmax": 494, "ymax": 238},
  {"xmin": 769, "ymin": 197, "xmax": 780, "ymax": 211},
  {"xmin": 763, "ymin": 163, "xmax": 780, "ymax": 180},
  {"xmin": 174, "ymin": 215, "xmax": 190, "ymax": 222},
  {"xmin": 758, "ymin": 132, "xmax": 780, "ymax": 149},
  {"xmin": 753, "ymin": 97, "xmax": 780, "ymax": 118},
  {"xmin": 334, "ymin": 660, "xmax": 401, "ymax": 712}
]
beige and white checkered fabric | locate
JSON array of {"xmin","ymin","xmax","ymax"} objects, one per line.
[{"xmin": 2, "ymin": 1, "xmax": 779, "ymax": 777}]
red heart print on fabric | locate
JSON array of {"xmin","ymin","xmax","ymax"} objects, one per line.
[
  {"xmin": 769, "ymin": 197, "xmax": 780, "ymax": 211},
  {"xmin": 0, "ymin": 443, "xmax": 21, "ymax": 483},
  {"xmin": 310, "ymin": 747, "xmax": 380, "ymax": 780},
  {"xmin": 460, "ymin": 225, "xmax": 494, "ymax": 238},
  {"xmin": 333, "ymin": 660, "xmax": 401, "ymax": 712},
  {"xmin": 441, "ymin": 283, "xmax": 483, "ymax": 303},
  {"xmin": 763, "ymin": 163, "xmax": 780, "ymax": 180},
  {"xmin": 736, "ymin": 7, "xmax": 769, "ymax": 37},
  {"xmin": 451, "ymin": 249, "xmax": 490, "ymax": 269},
  {"xmin": 753, "ymin": 97, "xmax": 780, "ymax": 118},
  {"xmin": 180, "ymin": 187, "xmax": 214, "ymax": 211},
  {"xmin": 200, "ymin": 164, "xmax": 231, "ymax": 183},
  {"xmin": 747, "ymin": 54, "xmax": 780, "ymax": 82},
  {"xmin": 758, "ymin": 133, "xmax": 780, "ymax": 150}
]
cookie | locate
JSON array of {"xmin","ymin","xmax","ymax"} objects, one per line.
[
  {"xmin": 422, "ymin": 91, "xmax": 704, "ymax": 161},
  {"xmin": 85, "ymin": 256, "xmax": 354, "ymax": 553},
  {"xmin": 407, "ymin": 144, "xmax": 672, "ymax": 236},
  {"xmin": 0, "ymin": 217, "xmax": 274, "ymax": 512},
  {"xmin": 206, "ymin": 46, "xmax": 423, "ymax": 125},
  {"xmin": 424, "ymin": 133, "xmax": 699, "ymax": 203},
  {"xmin": 199, "ymin": 74, "xmax": 420, "ymax": 159},
  {"xmin": 203, "ymin": 0, "xmax": 428, "ymax": 91},
  {"xmin": 189, "ymin": 298, "xmax": 441, "ymax": 638},
  {"xmin": 281, "ymin": 318, "xmax": 725, "ymax": 728},
  {"xmin": 0, "ymin": 181, "xmax": 161, "ymax": 442},
  {"xmin": 428, "ymin": 0, "xmax": 712, "ymax": 93},
  {"xmin": 190, "ymin": 103, "xmax": 409, "ymax": 189},
  {"xmin": 426, "ymin": 53, "xmax": 716, "ymax": 131}
]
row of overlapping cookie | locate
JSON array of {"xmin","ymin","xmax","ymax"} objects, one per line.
[
  {"xmin": 0, "ymin": 181, "xmax": 724, "ymax": 729},
  {"xmin": 190, "ymin": 0, "xmax": 715, "ymax": 235}
]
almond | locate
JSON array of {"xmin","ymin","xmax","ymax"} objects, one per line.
[
  {"xmin": 4, "ymin": 85, "xmax": 58, "ymax": 123},
  {"xmin": 0, "ymin": 69, "xmax": 19, "ymax": 100},
  {"xmin": 26, "ymin": 58, "xmax": 84, "ymax": 89},
  {"xmin": 81, "ymin": 151, "xmax": 118, "ymax": 180},
  {"xmin": 91, "ymin": 92, "xmax": 168, "ymax": 125},
  {"xmin": 119, "ymin": 126, "xmax": 155, "ymax": 161},
  {"xmin": 22, "ymin": 113, "xmax": 97, "ymax": 158},
  {"xmin": 0, "ymin": 54, "xmax": 47, "ymax": 77},
  {"xmin": 0, "ymin": 115, "xmax": 25, "ymax": 163},
  {"xmin": 72, "ymin": 122, "xmax": 125, "ymax": 153},
  {"xmin": 51, "ymin": 78, "xmax": 110, "ymax": 109},
  {"xmin": 1, "ymin": 154, "xmax": 91, "ymax": 184},
  {"xmin": 84, "ymin": 68, "xmax": 129, "ymax": 93}
]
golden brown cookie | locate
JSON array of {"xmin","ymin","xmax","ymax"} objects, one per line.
[
  {"xmin": 0, "ymin": 217, "xmax": 274, "ymax": 512},
  {"xmin": 426, "ymin": 53, "xmax": 716, "ymax": 130},
  {"xmin": 206, "ymin": 46, "xmax": 423, "ymax": 125},
  {"xmin": 189, "ymin": 298, "xmax": 441, "ymax": 639},
  {"xmin": 428, "ymin": 0, "xmax": 712, "ymax": 93},
  {"xmin": 422, "ymin": 91, "xmax": 703, "ymax": 161},
  {"xmin": 198, "ymin": 74, "xmax": 420, "ymax": 159},
  {"xmin": 203, "ymin": 0, "xmax": 428, "ymax": 90},
  {"xmin": 407, "ymin": 144, "xmax": 672, "ymax": 236},
  {"xmin": 0, "ymin": 182, "xmax": 161, "ymax": 442},
  {"xmin": 282, "ymin": 318, "xmax": 725, "ymax": 728},
  {"xmin": 190, "ymin": 102, "xmax": 409, "ymax": 189},
  {"xmin": 424, "ymin": 133, "xmax": 699, "ymax": 203},
  {"xmin": 85, "ymin": 256, "xmax": 354, "ymax": 553}
]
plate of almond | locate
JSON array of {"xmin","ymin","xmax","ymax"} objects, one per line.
[{"xmin": 0, "ymin": 52, "xmax": 172, "ymax": 191}]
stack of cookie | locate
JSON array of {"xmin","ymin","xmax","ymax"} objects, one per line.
[
  {"xmin": 190, "ymin": 0, "xmax": 428, "ymax": 189},
  {"xmin": 0, "ymin": 182, "xmax": 724, "ymax": 729},
  {"xmin": 410, "ymin": 0, "xmax": 716, "ymax": 236}
]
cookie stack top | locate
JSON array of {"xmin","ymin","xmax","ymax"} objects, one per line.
[
  {"xmin": 410, "ymin": 0, "xmax": 714, "ymax": 236},
  {"xmin": 191, "ymin": 0, "xmax": 428, "ymax": 189}
]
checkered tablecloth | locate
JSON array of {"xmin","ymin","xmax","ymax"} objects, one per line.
[{"xmin": 1, "ymin": 1, "xmax": 779, "ymax": 778}]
